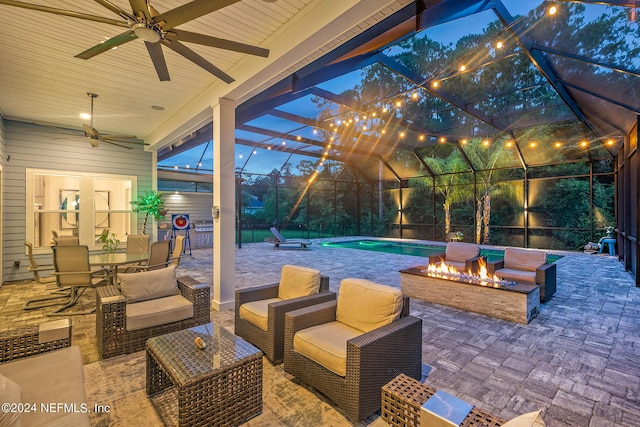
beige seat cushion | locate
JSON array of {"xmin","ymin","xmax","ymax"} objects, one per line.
[
  {"xmin": 119, "ymin": 265, "xmax": 180, "ymax": 303},
  {"xmin": 126, "ymin": 295, "xmax": 193, "ymax": 331},
  {"xmin": 239, "ymin": 297, "xmax": 283, "ymax": 331},
  {"xmin": 0, "ymin": 347, "xmax": 90, "ymax": 426},
  {"xmin": 494, "ymin": 268, "xmax": 537, "ymax": 285},
  {"xmin": 293, "ymin": 321, "xmax": 363, "ymax": 377},
  {"xmin": 502, "ymin": 410, "xmax": 546, "ymax": 427},
  {"xmin": 504, "ymin": 247, "xmax": 546, "ymax": 271},
  {"xmin": 336, "ymin": 278, "xmax": 403, "ymax": 333},
  {"xmin": 0, "ymin": 373, "xmax": 21, "ymax": 427},
  {"xmin": 278, "ymin": 265, "xmax": 321, "ymax": 300},
  {"xmin": 445, "ymin": 241, "xmax": 479, "ymax": 262}
]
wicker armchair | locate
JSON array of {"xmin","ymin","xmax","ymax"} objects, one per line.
[
  {"xmin": 96, "ymin": 275, "xmax": 210, "ymax": 359},
  {"xmin": 235, "ymin": 265, "xmax": 335, "ymax": 364},
  {"xmin": 0, "ymin": 320, "xmax": 91, "ymax": 426},
  {"xmin": 0, "ymin": 319, "xmax": 71, "ymax": 363},
  {"xmin": 284, "ymin": 278, "xmax": 422, "ymax": 421}
]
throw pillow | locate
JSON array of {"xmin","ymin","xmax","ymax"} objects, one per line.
[
  {"xmin": 502, "ymin": 410, "xmax": 546, "ymax": 427},
  {"xmin": 119, "ymin": 265, "xmax": 180, "ymax": 303},
  {"xmin": 0, "ymin": 373, "xmax": 22, "ymax": 427},
  {"xmin": 278, "ymin": 265, "xmax": 321, "ymax": 300}
]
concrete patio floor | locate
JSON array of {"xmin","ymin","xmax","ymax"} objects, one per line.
[{"xmin": 1, "ymin": 239, "xmax": 638, "ymax": 426}]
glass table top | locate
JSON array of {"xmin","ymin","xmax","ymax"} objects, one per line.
[{"xmin": 146, "ymin": 323, "xmax": 261, "ymax": 385}]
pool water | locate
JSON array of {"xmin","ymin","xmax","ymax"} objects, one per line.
[{"xmin": 323, "ymin": 240, "xmax": 562, "ymax": 263}]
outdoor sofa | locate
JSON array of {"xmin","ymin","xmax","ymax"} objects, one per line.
[
  {"xmin": 96, "ymin": 265, "xmax": 210, "ymax": 359},
  {"xmin": 0, "ymin": 319, "xmax": 90, "ymax": 426}
]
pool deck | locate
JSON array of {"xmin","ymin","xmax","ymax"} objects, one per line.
[{"xmin": 1, "ymin": 238, "xmax": 638, "ymax": 426}]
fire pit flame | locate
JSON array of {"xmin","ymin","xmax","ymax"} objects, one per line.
[{"xmin": 422, "ymin": 258, "xmax": 516, "ymax": 288}]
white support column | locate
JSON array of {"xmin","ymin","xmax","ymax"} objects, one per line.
[{"xmin": 212, "ymin": 97, "xmax": 236, "ymax": 311}]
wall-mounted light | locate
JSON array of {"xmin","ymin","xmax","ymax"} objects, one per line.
[{"xmin": 212, "ymin": 206, "xmax": 220, "ymax": 219}]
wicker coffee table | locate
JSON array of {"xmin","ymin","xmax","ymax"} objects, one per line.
[{"xmin": 146, "ymin": 323, "xmax": 263, "ymax": 426}]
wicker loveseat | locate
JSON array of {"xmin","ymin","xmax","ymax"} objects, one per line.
[
  {"xmin": 0, "ymin": 319, "xmax": 90, "ymax": 427},
  {"xmin": 96, "ymin": 266, "xmax": 210, "ymax": 359},
  {"xmin": 235, "ymin": 264, "xmax": 335, "ymax": 364},
  {"xmin": 284, "ymin": 278, "xmax": 422, "ymax": 421}
]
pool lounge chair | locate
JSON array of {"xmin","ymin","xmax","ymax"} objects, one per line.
[{"xmin": 268, "ymin": 227, "xmax": 312, "ymax": 249}]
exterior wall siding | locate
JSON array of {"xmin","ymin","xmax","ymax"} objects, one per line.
[{"xmin": 2, "ymin": 120, "xmax": 153, "ymax": 283}]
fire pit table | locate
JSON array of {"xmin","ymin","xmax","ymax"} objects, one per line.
[{"xmin": 400, "ymin": 266, "xmax": 539, "ymax": 324}]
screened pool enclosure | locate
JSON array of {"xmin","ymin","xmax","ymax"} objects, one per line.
[{"xmin": 156, "ymin": 1, "xmax": 639, "ymax": 279}]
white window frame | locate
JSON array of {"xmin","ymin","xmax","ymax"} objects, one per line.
[{"xmin": 26, "ymin": 168, "xmax": 138, "ymax": 254}]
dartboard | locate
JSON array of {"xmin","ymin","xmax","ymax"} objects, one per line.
[{"xmin": 172, "ymin": 214, "xmax": 190, "ymax": 230}]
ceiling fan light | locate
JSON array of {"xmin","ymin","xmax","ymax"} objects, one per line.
[{"xmin": 132, "ymin": 23, "xmax": 161, "ymax": 43}]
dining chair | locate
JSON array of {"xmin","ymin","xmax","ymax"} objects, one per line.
[
  {"xmin": 126, "ymin": 234, "xmax": 150, "ymax": 255},
  {"xmin": 53, "ymin": 236, "xmax": 80, "ymax": 246},
  {"xmin": 23, "ymin": 241, "xmax": 74, "ymax": 311},
  {"xmin": 124, "ymin": 240, "xmax": 171, "ymax": 273},
  {"xmin": 48, "ymin": 245, "xmax": 108, "ymax": 316},
  {"xmin": 170, "ymin": 235, "xmax": 185, "ymax": 267}
]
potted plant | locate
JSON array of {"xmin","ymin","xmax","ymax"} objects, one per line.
[
  {"xmin": 98, "ymin": 229, "xmax": 120, "ymax": 253},
  {"xmin": 130, "ymin": 191, "xmax": 167, "ymax": 235}
]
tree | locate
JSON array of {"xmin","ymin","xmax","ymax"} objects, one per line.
[
  {"xmin": 130, "ymin": 191, "xmax": 166, "ymax": 235},
  {"xmin": 421, "ymin": 150, "xmax": 470, "ymax": 234}
]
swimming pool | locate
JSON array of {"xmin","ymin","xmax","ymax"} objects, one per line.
[{"xmin": 323, "ymin": 240, "xmax": 562, "ymax": 263}]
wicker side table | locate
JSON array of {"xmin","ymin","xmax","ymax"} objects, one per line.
[
  {"xmin": 381, "ymin": 373, "xmax": 506, "ymax": 427},
  {"xmin": 146, "ymin": 322, "xmax": 263, "ymax": 427}
]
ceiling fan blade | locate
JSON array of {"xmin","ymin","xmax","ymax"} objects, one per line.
[
  {"xmin": 154, "ymin": 0, "xmax": 241, "ymax": 31},
  {"xmin": 92, "ymin": 0, "xmax": 135, "ymax": 21},
  {"xmin": 103, "ymin": 138, "xmax": 148, "ymax": 146},
  {"xmin": 0, "ymin": 0, "xmax": 129, "ymax": 27},
  {"xmin": 129, "ymin": 0, "xmax": 150, "ymax": 20},
  {"xmin": 100, "ymin": 134, "xmax": 138, "ymax": 140},
  {"xmin": 162, "ymin": 39, "xmax": 234, "ymax": 83},
  {"xmin": 102, "ymin": 139, "xmax": 133, "ymax": 149},
  {"xmin": 83, "ymin": 123, "xmax": 99, "ymax": 137},
  {"xmin": 87, "ymin": 137, "xmax": 100, "ymax": 148},
  {"xmin": 75, "ymin": 31, "xmax": 137, "ymax": 59},
  {"xmin": 168, "ymin": 30, "xmax": 269, "ymax": 57},
  {"xmin": 145, "ymin": 42, "xmax": 170, "ymax": 81}
]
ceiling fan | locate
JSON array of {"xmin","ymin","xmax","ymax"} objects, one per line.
[
  {"xmin": 0, "ymin": 0, "xmax": 270, "ymax": 83},
  {"xmin": 78, "ymin": 92, "xmax": 143, "ymax": 149}
]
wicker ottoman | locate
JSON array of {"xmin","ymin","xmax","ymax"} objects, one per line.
[
  {"xmin": 381, "ymin": 373, "xmax": 506, "ymax": 427},
  {"xmin": 146, "ymin": 323, "xmax": 263, "ymax": 427}
]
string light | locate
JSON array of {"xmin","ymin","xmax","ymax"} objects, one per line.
[
  {"xmin": 529, "ymin": 142, "xmax": 537, "ymax": 148},
  {"xmin": 431, "ymin": 81, "xmax": 440, "ymax": 88},
  {"xmin": 439, "ymin": 137, "xmax": 446, "ymax": 143},
  {"xmin": 548, "ymin": 4, "xmax": 558, "ymax": 16},
  {"xmin": 496, "ymin": 41, "xmax": 504, "ymax": 49},
  {"xmin": 460, "ymin": 139, "xmax": 468, "ymax": 145},
  {"xmin": 554, "ymin": 142, "xmax": 562, "ymax": 148},
  {"xmin": 580, "ymin": 140, "xmax": 589, "ymax": 148},
  {"xmin": 459, "ymin": 65, "xmax": 466, "ymax": 72},
  {"xmin": 482, "ymin": 139, "xmax": 491, "ymax": 147}
]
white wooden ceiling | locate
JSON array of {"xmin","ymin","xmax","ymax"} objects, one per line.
[{"xmin": 0, "ymin": 0, "xmax": 412, "ymax": 148}]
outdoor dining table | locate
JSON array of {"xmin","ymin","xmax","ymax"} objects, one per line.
[{"xmin": 89, "ymin": 252, "xmax": 149, "ymax": 283}]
